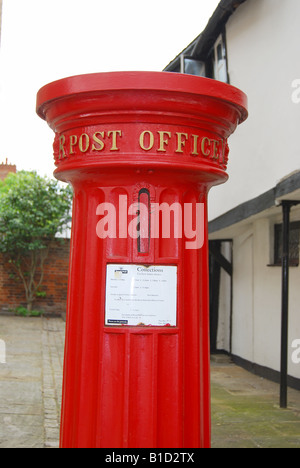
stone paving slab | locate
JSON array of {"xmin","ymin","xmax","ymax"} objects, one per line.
[
  {"xmin": 0, "ymin": 316, "xmax": 64, "ymax": 448},
  {"xmin": 0, "ymin": 316, "xmax": 44, "ymax": 448},
  {"xmin": 42, "ymin": 317, "xmax": 65, "ymax": 448},
  {"xmin": 0, "ymin": 315, "xmax": 300, "ymax": 448}
]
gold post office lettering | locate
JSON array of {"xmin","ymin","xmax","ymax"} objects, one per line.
[{"xmin": 54, "ymin": 127, "xmax": 229, "ymax": 167}]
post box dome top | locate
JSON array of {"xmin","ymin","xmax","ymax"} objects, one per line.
[{"xmin": 36, "ymin": 71, "xmax": 248, "ymax": 123}]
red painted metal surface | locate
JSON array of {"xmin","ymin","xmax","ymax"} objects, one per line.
[{"xmin": 37, "ymin": 72, "xmax": 247, "ymax": 449}]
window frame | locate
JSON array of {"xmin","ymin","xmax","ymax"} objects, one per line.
[{"xmin": 273, "ymin": 221, "xmax": 300, "ymax": 267}]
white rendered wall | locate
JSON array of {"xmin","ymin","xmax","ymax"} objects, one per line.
[
  {"xmin": 231, "ymin": 216, "xmax": 300, "ymax": 380},
  {"xmin": 216, "ymin": 242, "xmax": 232, "ymax": 352},
  {"xmin": 208, "ymin": 0, "xmax": 300, "ymax": 221}
]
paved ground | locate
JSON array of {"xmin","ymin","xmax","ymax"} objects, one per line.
[
  {"xmin": 0, "ymin": 315, "xmax": 299, "ymax": 448},
  {"xmin": 0, "ymin": 315, "xmax": 64, "ymax": 448},
  {"xmin": 211, "ymin": 356, "xmax": 300, "ymax": 448}
]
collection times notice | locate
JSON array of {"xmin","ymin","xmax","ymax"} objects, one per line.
[{"xmin": 105, "ymin": 264, "xmax": 177, "ymax": 327}]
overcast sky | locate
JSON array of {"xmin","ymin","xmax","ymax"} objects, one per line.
[{"xmin": 0, "ymin": 0, "xmax": 220, "ymax": 178}]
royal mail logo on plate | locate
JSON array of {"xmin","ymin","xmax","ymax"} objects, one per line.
[{"xmin": 113, "ymin": 268, "xmax": 128, "ymax": 279}]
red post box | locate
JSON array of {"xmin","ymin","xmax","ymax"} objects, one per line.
[{"xmin": 36, "ymin": 72, "xmax": 247, "ymax": 449}]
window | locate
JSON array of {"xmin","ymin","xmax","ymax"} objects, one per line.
[
  {"xmin": 274, "ymin": 221, "xmax": 300, "ymax": 266},
  {"xmin": 181, "ymin": 56, "xmax": 206, "ymax": 77},
  {"xmin": 213, "ymin": 34, "xmax": 228, "ymax": 83},
  {"xmin": 177, "ymin": 31, "xmax": 229, "ymax": 83}
]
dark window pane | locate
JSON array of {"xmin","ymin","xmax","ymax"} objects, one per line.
[{"xmin": 274, "ymin": 222, "xmax": 300, "ymax": 266}]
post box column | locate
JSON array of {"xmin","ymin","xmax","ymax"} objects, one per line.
[{"xmin": 37, "ymin": 72, "xmax": 247, "ymax": 448}]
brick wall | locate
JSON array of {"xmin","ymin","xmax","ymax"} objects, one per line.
[
  {"xmin": 0, "ymin": 162, "xmax": 17, "ymax": 181},
  {"xmin": 0, "ymin": 239, "xmax": 70, "ymax": 316}
]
